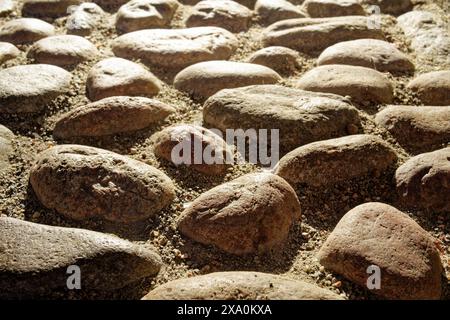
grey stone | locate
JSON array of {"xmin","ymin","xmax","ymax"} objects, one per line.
[{"xmin": 66, "ymin": 3, "xmax": 105, "ymax": 36}]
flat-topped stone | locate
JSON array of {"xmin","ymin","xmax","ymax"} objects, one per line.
[
  {"xmin": 86, "ymin": 57, "xmax": 161, "ymax": 101},
  {"xmin": 262, "ymin": 16, "xmax": 384, "ymax": 53},
  {"xmin": 111, "ymin": 27, "xmax": 239, "ymax": 70},
  {"xmin": 203, "ymin": 85, "xmax": 361, "ymax": 155},
  {"xmin": 0, "ymin": 18, "xmax": 55, "ymax": 44},
  {"xmin": 407, "ymin": 71, "xmax": 450, "ymax": 106},
  {"xmin": 247, "ymin": 46, "xmax": 301, "ymax": 76},
  {"xmin": 174, "ymin": 60, "xmax": 281, "ymax": 100},
  {"xmin": 275, "ymin": 134, "xmax": 398, "ymax": 187},
  {"xmin": 397, "ymin": 11, "xmax": 450, "ymax": 65},
  {"xmin": 255, "ymin": 0, "xmax": 306, "ymax": 26},
  {"xmin": 295, "ymin": 64, "xmax": 394, "ymax": 105},
  {"xmin": 360, "ymin": 0, "xmax": 412, "ymax": 16},
  {"xmin": 143, "ymin": 272, "xmax": 343, "ymax": 300}
]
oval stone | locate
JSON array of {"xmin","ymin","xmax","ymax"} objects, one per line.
[
  {"xmin": 407, "ymin": 71, "xmax": 450, "ymax": 106},
  {"xmin": 274, "ymin": 134, "xmax": 398, "ymax": 187},
  {"xmin": 295, "ymin": 64, "xmax": 394, "ymax": 105},
  {"xmin": 116, "ymin": 0, "xmax": 179, "ymax": 33},
  {"xmin": 152, "ymin": 124, "xmax": 234, "ymax": 175},
  {"xmin": 30, "ymin": 144, "xmax": 176, "ymax": 223},
  {"xmin": 302, "ymin": 0, "xmax": 365, "ymax": 18},
  {"xmin": 0, "ymin": 18, "xmax": 55, "ymax": 44},
  {"xmin": 54, "ymin": 96, "xmax": 175, "ymax": 139},
  {"xmin": 86, "ymin": 57, "xmax": 161, "ymax": 101},
  {"xmin": 255, "ymin": 0, "xmax": 306, "ymax": 26},
  {"xmin": 0, "ymin": 217, "xmax": 162, "ymax": 298},
  {"xmin": 203, "ymin": 85, "xmax": 361, "ymax": 155},
  {"xmin": 360, "ymin": 0, "xmax": 412, "ymax": 16},
  {"xmin": 375, "ymin": 106, "xmax": 450, "ymax": 153},
  {"xmin": 174, "ymin": 61, "xmax": 282, "ymax": 100},
  {"xmin": 262, "ymin": 16, "xmax": 384, "ymax": 53},
  {"xmin": 396, "ymin": 147, "xmax": 450, "ymax": 212},
  {"xmin": 178, "ymin": 172, "xmax": 301, "ymax": 255},
  {"xmin": 28, "ymin": 35, "xmax": 99, "ymax": 66},
  {"xmin": 111, "ymin": 27, "xmax": 239, "ymax": 70},
  {"xmin": 22, "ymin": 0, "xmax": 84, "ymax": 18},
  {"xmin": 0, "ymin": 42, "xmax": 20, "ymax": 64},
  {"xmin": 317, "ymin": 39, "xmax": 415, "ymax": 74},
  {"xmin": 186, "ymin": 0, "xmax": 253, "ymax": 33},
  {"xmin": 318, "ymin": 202, "xmax": 443, "ymax": 300},
  {"xmin": 143, "ymin": 272, "xmax": 343, "ymax": 300},
  {"xmin": 0, "ymin": 64, "xmax": 72, "ymax": 113},
  {"xmin": 247, "ymin": 46, "xmax": 301, "ymax": 76}
]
